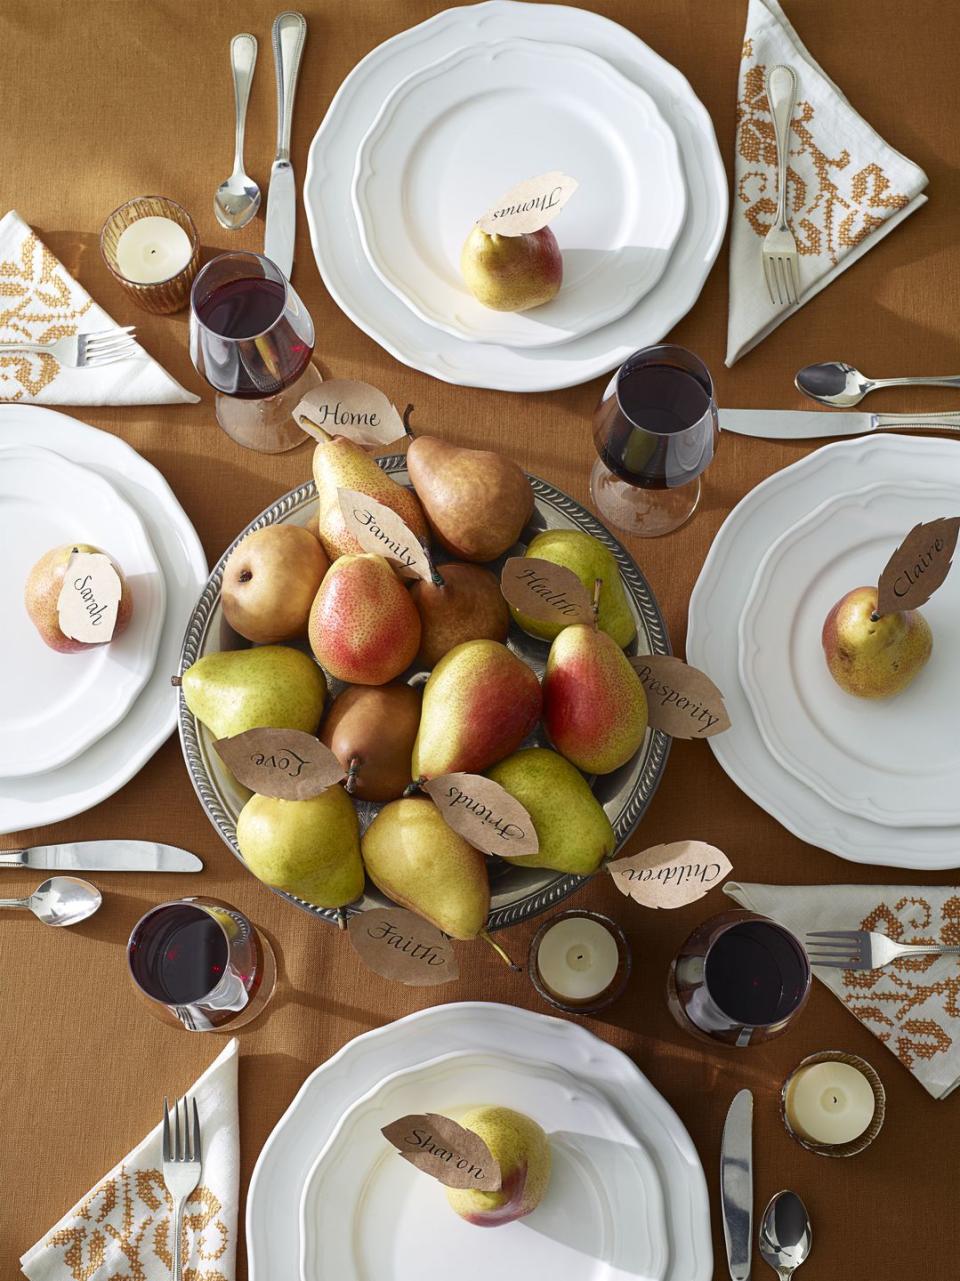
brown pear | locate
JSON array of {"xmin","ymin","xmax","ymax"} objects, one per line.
[
  {"xmin": 410, "ymin": 562, "xmax": 510, "ymax": 667},
  {"xmin": 221, "ymin": 524, "xmax": 329, "ymax": 644},
  {"xmin": 313, "ymin": 436, "xmax": 429, "ymax": 561},
  {"xmin": 319, "ymin": 683, "xmax": 421, "ymax": 802}
]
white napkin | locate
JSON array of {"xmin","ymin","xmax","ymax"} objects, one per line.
[
  {"xmin": 0, "ymin": 209, "xmax": 199, "ymax": 405},
  {"xmin": 725, "ymin": 882, "xmax": 960, "ymax": 1099},
  {"xmin": 21, "ymin": 1038, "xmax": 239, "ymax": 1280},
  {"xmin": 726, "ymin": 0, "xmax": 928, "ymax": 364}
]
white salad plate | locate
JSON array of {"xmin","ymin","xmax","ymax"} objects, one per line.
[
  {"xmin": 687, "ymin": 434, "xmax": 960, "ymax": 869},
  {"xmin": 739, "ymin": 480, "xmax": 960, "ymax": 828},
  {"xmin": 301, "ymin": 1050, "xmax": 669, "ymax": 1281},
  {"xmin": 0, "ymin": 445, "xmax": 164, "ymax": 778},
  {"xmin": 248, "ymin": 1003, "xmax": 711, "ymax": 1281},
  {"xmin": 0, "ymin": 407, "xmax": 206, "ymax": 834},
  {"xmin": 352, "ymin": 38, "xmax": 686, "ymax": 349},
  {"xmin": 304, "ymin": 0, "xmax": 726, "ymax": 391}
]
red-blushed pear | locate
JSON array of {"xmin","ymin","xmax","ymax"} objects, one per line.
[
  {"xmin": 461, "ymin": 226, "xmax": 562, "ymax": 312},
  {"xmin": 24, "ymin": 543, "xmax": 132, "ymax": 653},
  {"xmin": 221, "ymin": 524, "xmax": 329, "ymax": 644},
  {"xmin": 410, "ymin": 562, "xmax": 510, "ymax": 668},
  {"xmin": 822, "ymin": 585, "xmax": 932, "ymax": 699},
  {"xmin": 319, "ymin": 682, "xmax": 421, "ymax": 802},
  {"xmin": 445, "ymin": 1106, "xmax": 552, "ymax": 1227},
  {"xmin": 312, "ymin": 435, "xmax": 429, "ymax": 561},
  {"xmin": 309, "ymin": 553, "xmax": 420, "ymax": 685}
]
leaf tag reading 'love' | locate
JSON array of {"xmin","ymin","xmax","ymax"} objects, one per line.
[
  {"xmin": 347, "ymin": 907, "xmax": 459, "ymax": 987},
  {"xmin": 337, "ymin": 489, "xmax": 434, "ymax": 582},
  {"xmin": 629, "ymin": 654, "xmax": 731, "ymax": 739},
  {"xmin": 607, "ymin": 841, "xmax": 733, "ymax": 909},
  {"xmin": 875, "ymin": 517, "xmax": 960, "ymax": 617},
  {"xmin": 214, "ymin": 728, "xmax": 345, "ymax": 799},
  {"xmin": 423, "ymin": 773, "xmax": 539, "ymax": 857},
  {"xmin": 500, "ymin": 557, "xmax": 594, "ymax": 627},
  {"xmin": 476, "ymin": 171, "xmax": 579, "ymax": 236},
  {"xmin": 381, "ymin": 1113, "xmax": 502, "ymax": 1191},
  {"xmin": 57, "ymin": 551, "xmax": 122, "ymax": 643},
  {"xmin": 295, "ymin": 379, "xmax": 407, "ymax": 448}
]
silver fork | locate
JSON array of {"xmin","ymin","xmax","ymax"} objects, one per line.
[
  {"xmin": 162, "ymin": 1096, "xmax": 202, "ymax": 1280},
  {"xmin": 762, "ymin": 64, "xmax": 800, "ymax": 308},
  {"xmin": 805, "ymin": 929, "xmax": 960, "ymax": 971},
  {"xmin": 0, "ymin": 326, "xmax": 137, "ymax": 369}
]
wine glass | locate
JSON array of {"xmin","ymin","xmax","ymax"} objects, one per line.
[
  {"xmin": 590, "ymin": 343, "xmax": 719, "ymax": 537},
  {"xmin": 189, "ymin": 250, "xmax": 321, "ymax": 452}
]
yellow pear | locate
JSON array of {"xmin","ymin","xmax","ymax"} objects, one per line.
[
  {"xmin": 312, "ymin": 436, "xmax": 429, "ymax": 561},
  {"xmin": 445, "ymin": 1106, "xmax": 551, "ymax": 1225},
  {"xmin": 822, "ymin": 585, "xmax": 932, "ymax": 698}
]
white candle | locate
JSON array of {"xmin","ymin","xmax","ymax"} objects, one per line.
[
  {"xmin": 536, "ymin": 916, "xmax": 621, "ymax": 1005},
  {"xmin": 114, "ymin": 216, "xmax": 193, "ymax": 284},
  {"xmin": 784, "ymin": 1060, "xmax": 875, "ymax": 1145}
]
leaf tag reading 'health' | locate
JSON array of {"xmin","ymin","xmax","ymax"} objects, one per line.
[
  {"xmin": 629, "ymin": 654, "xmax": 731, "ymax": 739},
  {"xmin": 476, "ymin": 171, "xmax": 579, "ymax": 236},
  {"xmin": 295, "ymin": 379, "xmax": 407, "ymax": 448},
  {"xmin": 214, "ymin": 728, "xmax": 345, "ymax": 800},
  {"xmin": 57, "ymin": 550, "xmax": 122, "ymax": 643},
  {"xmin": 337, "ymin": 489, "xmax": 434, "ymax": 582},
  {"xmin": 423, "ymin": 773, "xmax": 539, "ymax": 857},
  {"xmin": 607, "ymin": 841, "xmax": 733, "ymax": 909},
  {"xmin": 875, "ymin": 516, "xmax": 960, "ymax": 617},
  {"xmin": 500, "ymin": 557, "xmax": 594, "ymax": 627},
  {"xmin": 347, "ymin": 907, "xmax": 459, "ymax": 987},
  {"xmin": 381, "ymin": 1113, "xmax": 502, "ymax": 1190}
]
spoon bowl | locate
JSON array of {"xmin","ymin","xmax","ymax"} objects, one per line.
[
  {"xmin": 214, "ymin": 174, "xmax": 261, "ymax": 231},
  {"xmin": 759, "ymin": 1189, "xmax": 812, "ymax": 1279},
  {"xmin": 26, "ymin": 876, "xmax": 102, "ymax": 927}
]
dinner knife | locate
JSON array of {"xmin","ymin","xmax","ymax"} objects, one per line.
[
  {"xmin": 0, "ymin": 841, "xmax": 202, "ymax": 873},
  {"xmin": 721, "ymin": 1088, "xmax": 753, "ymax": 1281},
  {"xmin": 720, "ymin": 407, "xmax": 960, "ymax": 440},
  {"xmin": 264, "ymin": 11, "xmax": 307, "ymax": 278}
]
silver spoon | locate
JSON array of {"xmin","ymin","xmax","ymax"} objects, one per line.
[
  {"xmin": 215, "ymin": 33, "xmax": 260, "ymax": 230},
  {"xmin": 796, "ymin": 360, "xmax": 960, "ymax": 408},
  {"xmin": 0, "ymin": 876, "xmax": 102, "ymax": 927},
  {"xmin": 759, "ymin": 1190, "xmax": 812, "ymax": 1280}
]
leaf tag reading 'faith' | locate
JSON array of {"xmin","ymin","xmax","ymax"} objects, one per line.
[
  {"xmin": 347, "ymin": 907, "xmax": 459, "ymax": 987},
  {"xmin": 57, "ymin": 550, "xmax": 122, "ymax": 643},
  {"xmin": 423, "ymin": 773, "xmax": 539, "ymax": 857},
  {"xmin": 381, "ymin": 1113, "xmax": 502, "ymax": 1190},
  {"xmin": 295, "ymin": 379, "xmax": 407, "ymax": 448},
  {"xmin": 608, "ymin": 841, "xmax": 732, "ymax": 909},
  {"xmin": 875, "ymin": 516, "xmax": 960, "ymax": 617},
  {"xmin": 476, "ymin": 171, "xmax": 579, "ymax": 236},
  {"xmin": 629, "ymin": 654, "xmax": 731, "ymax": 739},
  {"xmin": 500, "ymin": 557, "xmax": 594, "ymax": 627},
  {"xmin": 337, "ymin": 489, "xmax": 434, "ymax": 582},
  {"xmin": 214, "ymin": 728, "xmax": 345, "ymax": 800}
]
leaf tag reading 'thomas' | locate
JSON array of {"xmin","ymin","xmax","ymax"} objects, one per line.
[
  {"xmin": 347, "ymin": 907, "xmax": 459, "ymax": 986},
  {"xmin": 607, "ymin": 840, "xmax": 732, "ymax": 909},
  {"xmin": 214, "ymin": 728, "xmax": 345, "ymax": 799},
  {"xmin": 500, "ymin": 557, "xmax": 594, "ymax": 627},
  {"xmin": 476, "ymin": 171, "xmax": 579, "ymax": 236},
  {"xmin": 381, "ymin": 1113, "xmax": 502, "ymax": 1190},
  {"xmin": 337, "ymin": 488, "xmax": 434, "ymax": 582},
  {"xmin": 57, "ymin": 550, "xmax": 122, "ymax": 643},
  {"xmin": 295, "ymin": 379, "xmax": 407, "ymax": 449},
  {"xmin": 629, "ymin": 654, "xmax": 731, "ymax": 739},
  {"xmin": 423, "ymin": 773, "xmax": 539, "ymax": 857},
  {"xmin": 875, "ymin": 517, "xmax": 960, "ymax": 617}
]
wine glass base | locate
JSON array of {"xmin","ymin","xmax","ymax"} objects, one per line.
[
  {"xmin": 214, "ymin": 361, "xmax": 322, "ymax": 453},
  {"xmin": 589, "ymin": 456, "xmax": 701, "ymax": 537}
]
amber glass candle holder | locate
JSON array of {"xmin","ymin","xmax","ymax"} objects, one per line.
[
  {"xmin": 780, "ymin": 1050, "xmax": 886, "ymax": 1157},
  {"xmin": 100, "ymin": 195, "xmax": 200, "ymax": 314},
  {"xmin": 528, "ymin": 909, "xmax": 632, "ymax": 1015}
]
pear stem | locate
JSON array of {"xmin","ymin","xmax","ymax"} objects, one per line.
[
  {"xmin": 170, "ymin": 675, "xmax": 182, "ymax": 687},
  {"xmin": 344, "ymin": 757, "xmax": 360, "ymax": 795},
  {"xmin": 402, "ymin": 403, "xmax": 416, "ymax": 437},
  {"xmin": 403, "ymin": 776, "xmax": 426, "ymax": 797},
  {"xmin": 425, "ymin": 549, "xmax": 445, "ymax": 588},
  {"xmin": 870, "ymin": 611, "xmax": 881, "ymax": 622},
  {"xmin": 336, "ymin": 909, "xmax": 348, "ymax": 931},
  {"xmin": 591, "ymin": 577, "xmax": 602, "ymax": 627},
  {"xmin": 480, "ymin": 929, "xmax": 522, "ymax": 971}
]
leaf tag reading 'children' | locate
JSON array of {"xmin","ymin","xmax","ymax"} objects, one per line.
[
  {"xmin": 476, "ymin": 171, "xmax": 579, "ymax": 236},
  {"xmin": 295, "ymin": 379, "xmax": 407, "ymax": 448},
  {"xmin": 57, "ymin": 550, "xmax": 122, "ymax": 643},
  {"xmin": 500, "ymin": 557, "xmax": 595, "ymax": 628},
  {"xmin": 338, "ymin": 489, "xmax": 435, "ymax": 582},
  {"xmin": 629, "ymin": 654, "xmax": 731, "ymax": 739},
  {"xmin": 423, "ymin": 773, "xmax": 539, "ymax": 857},
  {"xmin": 875, "ymin": 516, "xmax": 960, "ymax": 617},
  {"xmin": 608, "ymin": 841, "xmax": 733, "ymax": 909},
  {"xmin": 347, "ymin": 907, "xmax": 459, "ymax": 987},
  {"xmin": 381, "ymin": 1113, "xmax": 502, "ymax": 1190},
  {"xmin": 214, "ymin": 728, "xmax": 345, "ymax": 800}
]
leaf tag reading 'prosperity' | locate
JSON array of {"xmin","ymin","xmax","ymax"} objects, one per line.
[
  {"xmin": 381, "ymin": 1113, "xmax": 502, "ymax": 1190},
  {"xmin": 607, "ymin": 840, "xmax": 733, "ymax": 909},
  {"xmin": 347, "ymin": 907, "xmax": 459, "ymax": 986},
  {"xmin": 423, "ymin": 773, "xmax": 539, "ymax": 857},
  {"xmin": 295, "ymin": 379, "xmax": 407, "ymax": 448},
  {"xmin": 337, "ymin": 489, "xmax": 434, "ymax": 582},
  {"xmin": 476, "ymin": 171, "xmax": 579, "ymax": 236},
  {"xmin": 57, "ymin": 550, "xmax": 122, "ymax": 643},
  {"xmin": 214, "ymin": 728, "xmax": 345, "ymax": 800},
  {"xmin": 875, "ymin": 516, "xmax": 960, "ymax": 617},
  {"xmin": 500, "ymin": 557, "xmax": 594, "ymax": 627},
  {"xmin": 629, "ymin": 654, "xmax": 731, "ymax": 739}
]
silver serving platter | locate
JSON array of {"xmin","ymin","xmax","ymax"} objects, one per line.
[{"xmin": 177, "ymin": 456, "xmax": 671, "ymax": 930}]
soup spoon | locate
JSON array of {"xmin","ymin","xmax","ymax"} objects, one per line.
[
  {"xmin": 215, "ymin": 34, "xmax": 261, "ymax": 230},
  {"xmin": 796, "ymin": 359, "xmax": 960, "ymax": 408},
  {"xmin": 0, "ymin": 876, "xmax": 102, "ymax": 927},
  {"xmin": 759, "ymin": 1190, "xmax": 812, "ymax": 1280}
]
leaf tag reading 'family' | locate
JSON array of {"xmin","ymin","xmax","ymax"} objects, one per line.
[
  {"xmin": 337, "ymin": 489, "xmax": 434, "ymax": 582},
  {"xmin": 56, "ymin": 550, "xmax": 122, "ymax": 643},
  {"xmin": 500, "ymin": 557, "xmax": 594, "ymax": 627},
  {"xmin": 381, "ymin": 1113, "xmax": 502, "ymax": 1191},
  {"xmin": 347, "ymin": 907, "xmax": 459, "ymax": 987},
  {"xmin": 629, "ymin": 654, "xmax": 731, "ymax": 739},
  {"xmin": 295, "ymin": 379, "xmax": 407, "ymax": 448},
  {"xmin": 214, "ymin": 728, "xmax": 345, "ymax": 800},
  {"xmin": 476, "ymin": 171, "xmax": 579, "ymax": 236},
  {"xmin": 607, "ymin": 841, "xmax": 733, "ymax": 909},
  {"xmin": 423, "ymin": 773, "xmax": 539, "ymax": 857},
  {"xmin": 875, "ymin": 516, "xmax": 960, "ymax": 617}
]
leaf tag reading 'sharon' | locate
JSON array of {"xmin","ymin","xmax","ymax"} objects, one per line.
[
  {"xmin": 423, "ymin": 773, "xmax": 539, "ymax": 857},
  {"xmin": 607, "ymin": 840, "xmax": 732, "ymax": 909},
  {"xmin": 629, "ymin": 654, "xmax": 731, "ymax": 739},
  {"xmin": 214, "ymin": 728, "xmax": 345, "ymax": 800},
  {"xmin": 500, "ymin": 557, "xmax": 594, "ymax": 628},
  {"xmin": 381, "ymin": 1113, "xmax": 502, "ymax": 1190},
  {"xmin": 347, "ymin": 907, "xmax": 459, "ymax": 986},
  {"xmin": 337, "ymin": 488, "xmax": 434, "ymax": 582},
  {"xmin": 476, "ymin": 171, "xmax": 579, "ymax": 236},
  {"xmin": 57, "ymin": 550, "xmax": 122, "ymax": 643},
  {"xmin": 295, "ymin": 379, "xmax": 408, "ymax": 449},
  {"xmin": 875, "ymin": 516, "xmax": 960, "ymax": 617}
]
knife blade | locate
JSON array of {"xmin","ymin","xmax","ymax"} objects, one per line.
[
  {"xmin": 264, "ymin": 11, "xmax": 307, "ymax": 277},
  {"xmin": 721, "ymin": 1088, "xmax": 753, "ymax": 1281},
  {"xmin": 721, "ymin": 407, "xmax": 960, "ymax": 440},
  {"xmin": 0, "ymin": 841, "xmax": 203, "ymax": 873}
]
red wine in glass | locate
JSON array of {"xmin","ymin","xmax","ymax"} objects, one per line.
[
  {"xmin": 128, "ymin": 902, "xmax": 229, "ymax": 1004},
  {"xmin": 193, "ymin": 276, "xmax": 313, "ymax": 399}
]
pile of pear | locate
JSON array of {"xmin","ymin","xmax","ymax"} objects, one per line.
[{"xmin": 180, "ymin": 434, "xmax": 651, "ymax": 944}]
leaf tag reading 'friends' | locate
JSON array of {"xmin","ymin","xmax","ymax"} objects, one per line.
[
  {"xmin": 381, "ymin": 1113, "xmax": 502, "ymax": 1191},
  {"xmin": 214, "ymin": 728, "xmax": 345, "ymax": 800},
  {"xmin": 875, "ymin": 516, "xmax": 960, "ymax": 617},
  {"xmin": 57, "ymin": 550, "xmax": 122, "ymax": 643},
  {"xmin": 347, "ymin": 907, "xmax": 459, "ymax": 987},
  {"xmin": 629, "ymin": 654, "xmax": 731, "ymax": 739},
  {"xmin": 423, "ymin": 773, "xmax": 539, "ymax": 857},
  {"xmin": 295, "ymin": 379, "xmax": 407, "ymax": 448},
  {"xmin": 607, "ymin": 841, "xmax": 733, "ymax": 909},
  {"xmin": 476, "ymin": 171, "xmax": 579, "ymax": 236},
  {"xmin": 337, "ymin": 489, "xmax": 434, "ymax": 582},
  {"xmin": 500, "ymin": 557, "xmax": 594, "ymax": 627}
]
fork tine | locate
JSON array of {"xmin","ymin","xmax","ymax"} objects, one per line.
[
  {"xmin": 193, "ymin": 1098, "xmax": 202, "ymax": 1165},
  {"xmin": 175, "ymin": 1098, "xmax": 183, "ymax": 1161},
  {"xmin": 807, "ymin": 956, "xmax": 857, "ymax": 969},
  {"xmin": 806, "ymin": 931, "xmax": 861, "ymax": 941},
  {"xmin": 763, "ymin": 256, "xmax": 777, "ymax": 305},
  {"xmin": 776, "ymin": 257, "xmax": 789, "ymax": 306},
  {"xmin": 163, "ymin": 1097, "xmax": 172, "ymax": 1162},
  {"xmin": 787, "ymin": 256, "xmax": 800, "ymax": 304}
]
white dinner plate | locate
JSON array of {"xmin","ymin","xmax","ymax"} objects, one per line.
[
  {"xmin": 0, "ymin": 407, "xmax": 206, "ymax": 834},
  {"xmin": 739, "ymin": 481, "xmax": 960, "ymax": 828},
  {"xmin": 301, "ymin": 1051, "xmax": 669, "ymax": 1281},
  {"xmin": 304, "ymin": 0, "xmax": 726, "ymax": 391},
  {"xmin": 352, "ymin": 38, "xmax": 686, "ymax": 348}
]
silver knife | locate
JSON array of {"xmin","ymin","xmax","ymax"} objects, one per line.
[
  {"xmin": 0, "ymin": 841, "xmax": 202, "ymax": 873},
  {"xmin": 721, "ymin": 1089, "xmax": 753, "ymax": 1281},
  {"xmin": 264, "ymin": 11, "xmax": 307, "ymax": 278},
  {"xmin": 721, "ymin": 407, "xmax": 960, "ymax": 440}
]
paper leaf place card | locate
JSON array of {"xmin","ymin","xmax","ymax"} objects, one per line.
[
  {"xmin": 607, "ymin": 840, "xmax": 732, "ymax": 909},
  {"xmin": 56, "ymin": 550, "xmax": 122, "ymax": 643},
  {"xmin": 476, "ymin": 172, "xmax": 579, "ymax": 237},
  {"xmin": 214, "ymin": 728, "xmax": 346, "ymax": 799},
  {"xmin": 381, "ymin": 1113, "xmax": 501, "ymax": 1191},
  {"xmin": 500, "ymin": 557, "xmax": 595, "ymax": 628},
  {"xmin": 337, "ymin": 488, "xmax": 436, "ymax": 583},
  {"xmin": 875, "ymin": 516, "xmax": 960, "ymax": 616},
  {"xmin": 296, "ymin": 379, "xmax": 408, "ymax": 449},
  {"xmin": 629, "ymin": 654, "xmax": 731, "ymax": 739},
  {"xmin": 347, "ymin": 906, "xmax": 459, "ymax": 986},
  {"xmin": 422, "ymin": 773, "xmax": 539, "ymax": 857}
]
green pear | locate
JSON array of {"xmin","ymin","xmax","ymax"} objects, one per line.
[
  {"xmin": 236, "ymin": 785, "xmax": 363, "ymax": 908},
  {"xmin": 180, "ymin": 645, "xmax": 327, "ymax": 740},
  {"xmin": 313, "ymin": 436, "xmax": 429, "ymax": 561},
  {"xmin": 445, "ymin": 1106, "xmax": 551, "ymax": 1226},
  {"xmin": 512, "ymin": 529, "xmax": 636, "ymax": 647},
  {"xmin": 460, "ymin": 226, "xmax": 562, "ymax": 312}
]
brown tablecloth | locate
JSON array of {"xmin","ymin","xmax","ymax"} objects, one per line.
[{"xmin": 2, "ymin": 1, "xmax": 958, "ymax": 1276}]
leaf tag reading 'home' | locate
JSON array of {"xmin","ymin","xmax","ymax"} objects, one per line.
[
  {"xmin": 214, "ymin": 728, "xmax": 345, "ymax": 800},
  {"xmin": 875, "ymin": 517, "xmax": 960, "ymax": 617},
  {"xmin": 381, "ymin": 1113, "xmax": 502, "ymax": 1190},
  {"xmin": 607, "ymin": 841, "xmax": 733, "ymax": 909},
  {"xmin": 423, "ymin": 773, "xmax": 539, "ymax": 857},
  {"xmin": 500, "ymin": 557, "xmax": 594, "ymax": 627},
  {"xmin": 337, "ymin": 489, "xmax": 434, "ymax": 582},
  {"xmin": 295, "ymin": 379, "xmax": 407, "ymax": 448},
  {"xmin": 476, "ymin": 171, "xmax": 579, "ymax": 236},
  {"xmin": 347, "ymin": 907, "xmax": 459, "ymax": 986},
  {"xmin": 629, "ymin": 654, "xmax": 731, "ymax": 739},
  {"xmin": 57, "ymin": 550, "xmax": 122, "ymax": 643}
]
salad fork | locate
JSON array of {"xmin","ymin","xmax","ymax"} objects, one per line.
[
  {"xmin": 162, "ymin": 1096, "xmax": 202, "ymax": 1281},
  {"xmin": 0, "ymin": 326, "xmax": 137, "ymax": 369},
  {"xmin": 762, "ymin": 64, "xmax": 800, "ymax": 307},
  {"xmin": 805, "ymin": 929, "xmax": 960, "ymax": 971}
]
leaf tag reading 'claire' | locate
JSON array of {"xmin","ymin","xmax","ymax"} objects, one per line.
[
  {"xmin": 347, "ymin": 907, "xmax": 459, "ymax": 986},
  {"xmin": 476, "ymin": 171, "xmax": 579, "ymax": 236},
  {"xmin": 607, "ymin": 841, "xmax": 733, "ymax": 909},
  {"xmin": 500, "ymin": 557, "xmax": 594, "ymax": 627},
  {"xmin": 423, "ymin": 773, "xmax": 539, "ymax": 857},
  {"xmin": 57, "ymin": 550, "xmax": 122, "ymax": 643},
  {"xmin": 629, "ymin": 654, "xmax": 731, "ymax": 739},
  {"xmin": 381, "ymin": 1113, "xmax": 502, "ymax": 1190},
  {"xmin": 337, "ymin": 489, "xmax": 434, "ymax": 582},
  {"xmin": 214, "ymin": 728, "xmax": 345, "ymax": 800},
  {"xmin": 295, "ymin": 379, "xmax": 407, "ymax": 448},
  {"xmin": 875, "ymin": 516, "xmax": 960, "ymax": 617}
]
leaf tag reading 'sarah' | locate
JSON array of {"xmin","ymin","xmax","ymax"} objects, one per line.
[
  {"xmin": 347, "ymin": 907, "xmax": 459, "ymax": 987},
  {"xmin": 607, "ymin": 840, "xmax": 732, "ymax": 909},
  {"xmin": 337, "ymin": 488, "xmax": 434, "ymax": 582},
  {"xmin": 214, "ymin": 728, "xmax": 345, "ymax": 800},
  {"xmin": 875, "ymin": 516, "xmax": 960, "ymax": 617},
  {"xmin": 295, "ymin": 379, "xmax": 408, "ymax": 449},
  {"xmin": 57, "ymin": 550, "xmax": 122, "ymax": 643},
  {"xmin": 476, "ymin": 171, "xmax": 579, "ymax": 236},
  {"xmin": 629, "ymin": 654, "xmax": 731, "ymax": 739},
  {"xmin": 500, "ymin": 557, "xmax": 594, "ymax": 628},
  {"xmin": 381, "ymin": 1113, "xmax": 502, "ymax": 1191},
  {"xmin": 423, "ymin": 773, "xmax": 539, "ymax": 857}
]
